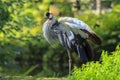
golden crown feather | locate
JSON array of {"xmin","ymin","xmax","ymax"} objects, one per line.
[{"xmin": 49, "ymin": 5, "xmax": 59, "ymax": 16}]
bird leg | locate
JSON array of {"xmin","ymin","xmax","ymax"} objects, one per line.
[
  {"xmin": 67, "ymin": 48, "xmax": 72, "ymax": 75},
  {"xmin": 61, "ymin": 32, "xmax": 72, "ymax": 75}
]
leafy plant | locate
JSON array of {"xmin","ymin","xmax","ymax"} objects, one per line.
[
  {"xmin": 68, "ymin": 45, "xmax": 120, "ymax": 80},
  {"xmin": 0, "ymin": 0, "xmax": 120, "ymax": 77}
]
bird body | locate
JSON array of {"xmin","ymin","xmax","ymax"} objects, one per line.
[
  {"xmin": 43, "ymin": 12, "xmax": 101, "ymax": 62},
  {"xmin": 43, "ymin": 16, "xmax": 101, "ymax": 45},
  {"xmin": 58, "ymin": 17, "xmax": 101, "ymax": 45}
]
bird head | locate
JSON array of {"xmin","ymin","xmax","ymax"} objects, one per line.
[
  {"xmin": 45, "ymin": 5, "xmax": 59, "ymax": 25},
  {"xmin": 46, "ymin": 5, "xmax": 59, "ymax": 18},
  {"xmin": 45, "ymin": 12, "xmax": 56, "ymax": 25},
  {"xmin": 46, "ymin": 12, "xmax": 53, "ymax": 20}
]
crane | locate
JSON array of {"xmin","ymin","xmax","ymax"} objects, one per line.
[{"xmin": 42, "ymin": 6, "xmax": 102, "ymax": 74}]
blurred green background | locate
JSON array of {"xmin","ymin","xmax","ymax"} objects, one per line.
[{"xmin": 0, "ymin": 0, "xmax": 120, "ymax": 77}]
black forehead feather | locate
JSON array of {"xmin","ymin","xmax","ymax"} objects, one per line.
[{"xmin": 46, "ymin": 12, "xmax": 50, "ymax": 17}]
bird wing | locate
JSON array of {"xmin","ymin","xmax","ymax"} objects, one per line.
[{"xmin": 58, "ymin": 17, "xmax": 102, "ymax": 45}]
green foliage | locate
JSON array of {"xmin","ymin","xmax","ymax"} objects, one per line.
[
  {"xmin": 68, "ymin": 45, "xmax": 120, "ymax": 80},
  {"xmin": 97, "ymin": 8, "xmax": 120, "ymax": 52},
  {"xmin": 76, "ymin": 5, "xmax": 120, "ymax": 53},
  {"xmin": 0, "ymin": 1, "xmax": 11, "ymax": 29},
  {"xmin": 0, "ymin": 0, "xmax": 73, "ymax": 77},
  {"xmin": 112, "ymin": 4, "xmax": 120, "ymax": 13},
  {"xmin": 0, "ymin": 0, "xmax": 120, "ymax": 78}
]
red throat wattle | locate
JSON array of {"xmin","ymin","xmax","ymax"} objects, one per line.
[{"xmin": 47, "ymin": 19, "xmax": 51, "ymax": 23}]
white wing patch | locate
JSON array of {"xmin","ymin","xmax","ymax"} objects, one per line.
[{"xmin": 58, "ymin": 17, "xmax": 93, "ymax": 33}]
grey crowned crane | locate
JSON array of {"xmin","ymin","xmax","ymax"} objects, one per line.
[{"xmin": 42, "ymin": 6, "xmax": 102, "ymax": 74}]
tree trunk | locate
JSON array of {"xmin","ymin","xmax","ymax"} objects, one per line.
[{"xmin": 96, "ymin": 0, "xmax": 101, "ymax": 15}]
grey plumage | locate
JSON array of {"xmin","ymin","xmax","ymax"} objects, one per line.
[{"xmin": 43, "ymin": 12, "xmax": 101, "ymax": 62}]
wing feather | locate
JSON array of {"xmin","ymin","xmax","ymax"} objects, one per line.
[
  {"xmin": 81, "ymin": 29, "xmax": 102, "ymax": 45},
  {"xmin": 58, "ymin": 17, "xmax": 92, "ymax": 32},
  {"xmin": 58, "ymin": 17, "xmax": 102, "ymax": 45}
]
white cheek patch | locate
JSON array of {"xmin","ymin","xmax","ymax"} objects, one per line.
[{"xmin": 50, "ymin": 15, "xmax": 53, "ymax": 18}]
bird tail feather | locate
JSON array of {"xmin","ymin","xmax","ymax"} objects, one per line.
[
  {"xmin": 76, "ymin": 44, "xmax": 88, "ymax": 62},
  {"xmin": 84, "ymin": 41, "xmax": 94, "ymax": 61},
  {"xmin": 89, "ymin": 33, "xmax": 102, "ymax": 45}
]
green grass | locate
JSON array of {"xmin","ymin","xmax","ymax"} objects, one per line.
[
  {"xmin": 67, "ymin": 45, "xmax": 120, "ymax": 80},
  {"xmin": 2, "ymin": 46, "xmax": 120, "ymax": 80},
  {"xmin": 2, "ymin": 45, "xmax": 120, "ymax": 80},
  {"xmin": 0, "ymin": 76, "xmax": 66, "ymax": 80}
]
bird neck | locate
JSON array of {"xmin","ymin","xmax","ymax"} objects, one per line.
[{"xmin": 52, "ymin": 20, "xmax": 59, "ymax": 27}]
